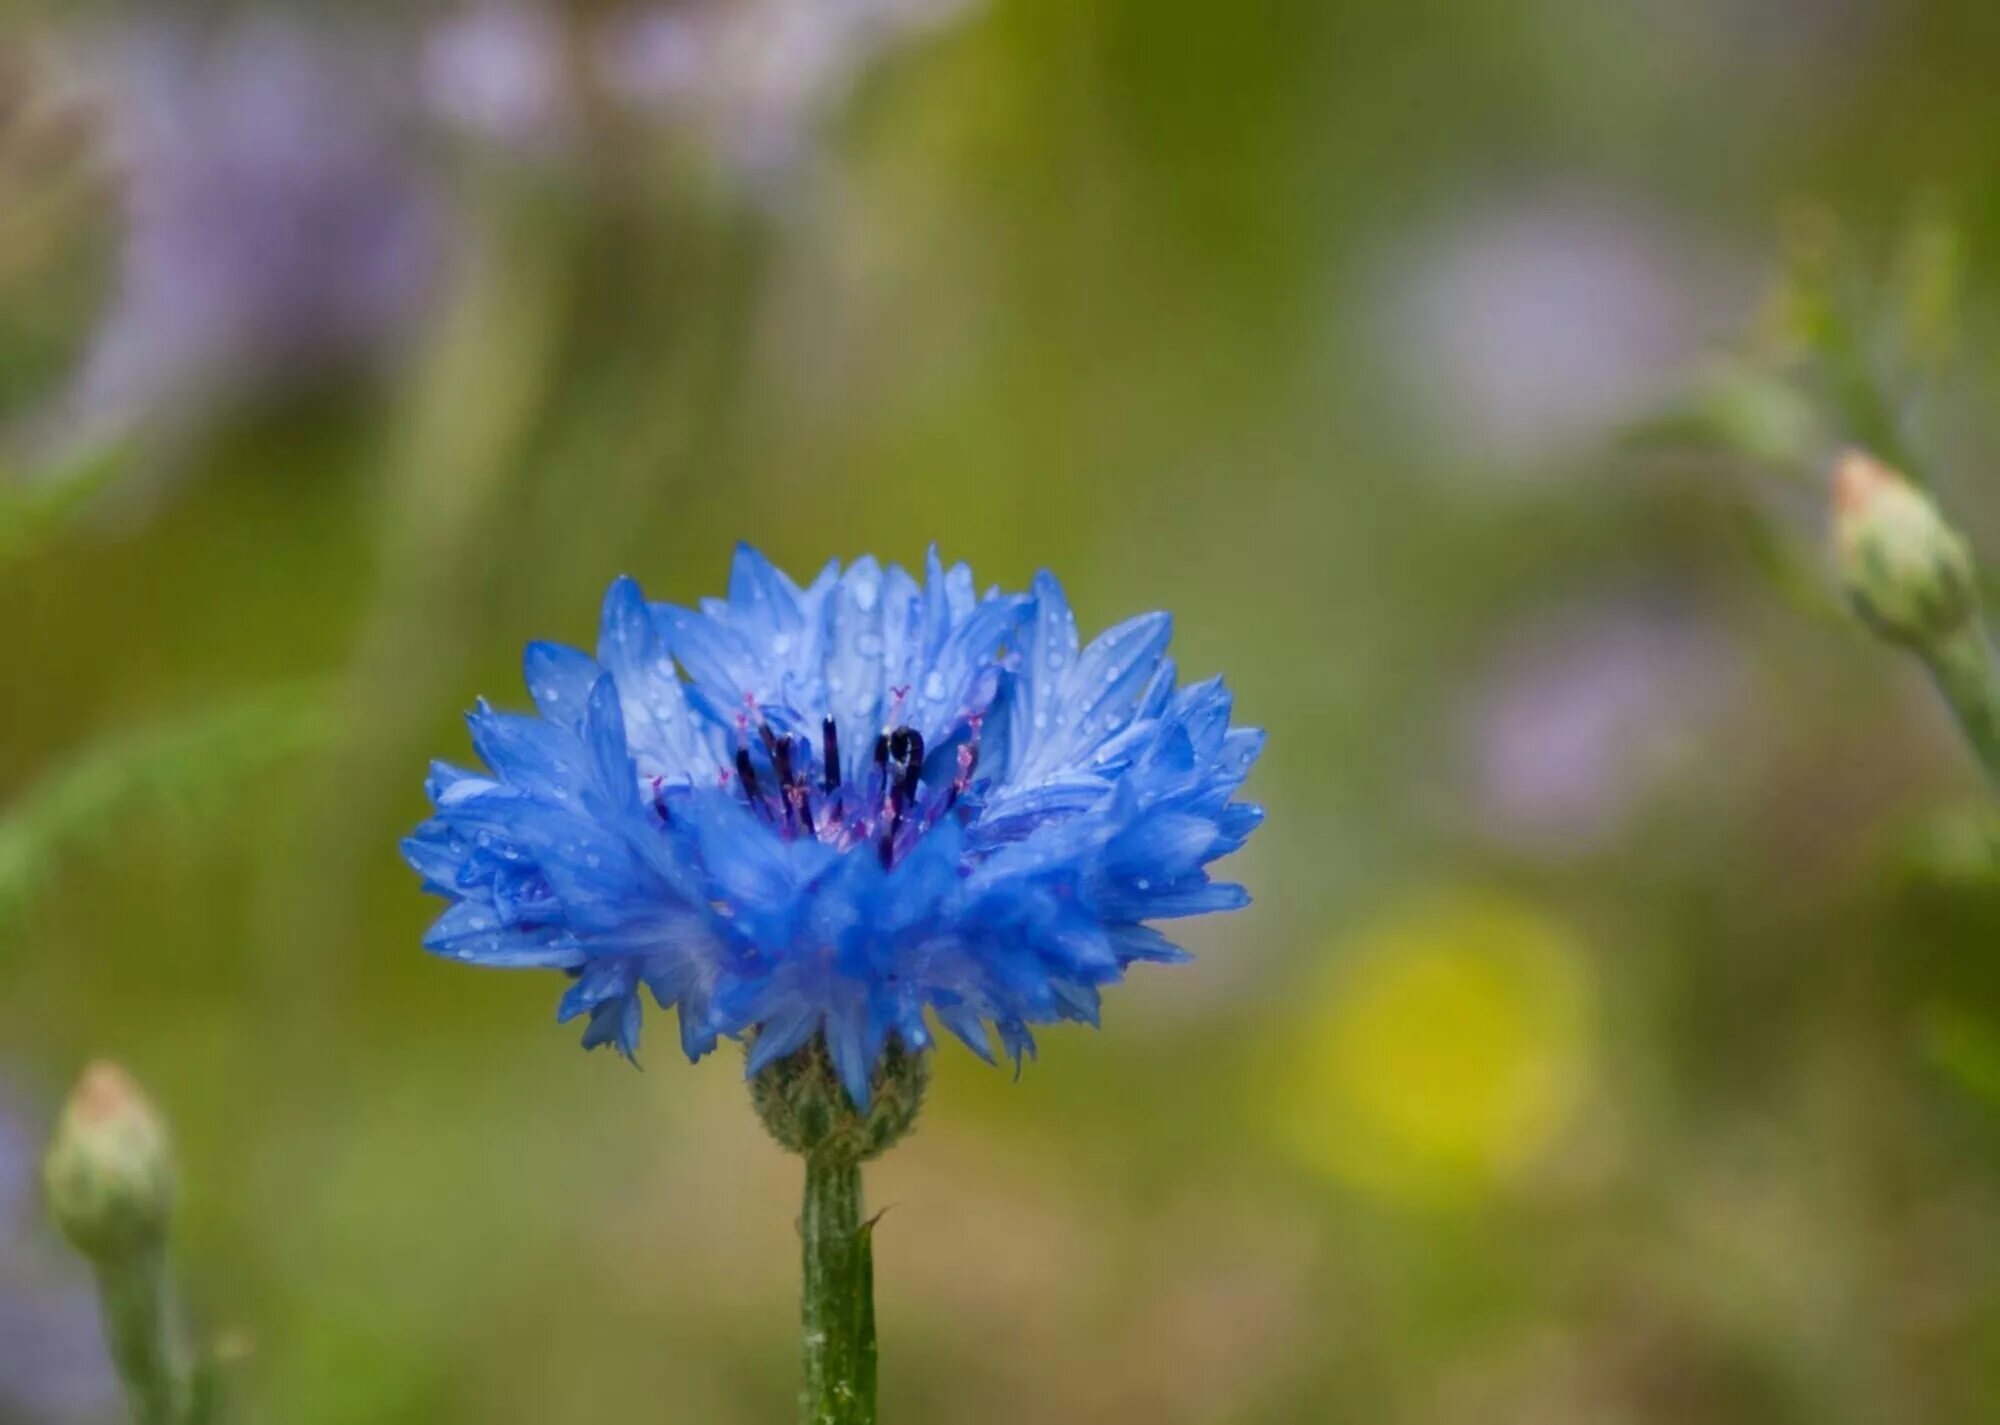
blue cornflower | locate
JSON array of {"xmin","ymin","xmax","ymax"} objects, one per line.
[{"xmin": 404, "ymin": 546, "xmax": 1263, "ymax": 1104}]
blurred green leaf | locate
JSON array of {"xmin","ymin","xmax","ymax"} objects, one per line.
[
  {"xmin": 0, "ymin": 438, "xmax": 132, "ymax": 569},
  {"xmin": 1922, "ymin": 1003, "xmax": 2000, "ymax": 1112},
  {"xmin": 0, "ymin": 680, "xmax": 337, "ymax": 940}
]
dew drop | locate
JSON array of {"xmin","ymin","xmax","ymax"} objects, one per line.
[
  {"xmin": 542, "ymin": 686, "xmax": 561, "ymax": 702},
  {"xmin": 1103, "ymin": 665, "xmax": 1121, "ymax": 685},
  {"xmin": 772, "ymin": 632, "xmax": 793, "ymax": 657},
  {"xmin": 1135, "ymin": 877, "xmax": 1151, "ymax": 891},
  {"xmin": 922, "ymin": 671, "xmax": 946, "ymax": 700},
  {"xmin": 856, "ymin": 632, "xmax": 885, "ymax": 657}
]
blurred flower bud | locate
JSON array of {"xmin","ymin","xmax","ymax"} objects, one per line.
[
  {"xmin": 1833, "ymin": 450, "xmax": 1979, "ymax": 648},
  {"xmin": 41, "ymin": 1063, "xmax": 174, "ymax": 1264}
]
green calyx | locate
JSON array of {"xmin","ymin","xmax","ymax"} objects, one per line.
[{"xmin": 748, "ymin": 1034, "xmax": 929, "ymax": 1164}]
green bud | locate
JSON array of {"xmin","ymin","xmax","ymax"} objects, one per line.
[
  {"xmin": 43, "ymin": 1062, "xmax": 175, "ymax": 1264},
  {"xmin": 1833, "ymin": 449, "xmax": 1979, "ymax": 648},
  {"xmin": 748, "ymin": 1036, "xmax": 928, "ymax": 1164}
]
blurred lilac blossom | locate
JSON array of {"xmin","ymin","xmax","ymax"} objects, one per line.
[
  {"xmin": 1373, "ymin": 194, "xmax": 1738, "ymax": 474},
  {"xmin": 0, "ymin": 1085, "xmax": 119, "ymax": 1422},
  {"xmin": 65, "ymin": 19, "xmax": 443, "ymax": 434},
  {"xmin": 424, "ymin": 0, "xmax": 974, "ymax": 178},
  {"xmin": 1462, "ymin": 600, "xmax": 1745, "ymax": 859}
]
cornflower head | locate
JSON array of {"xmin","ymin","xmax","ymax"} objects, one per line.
[
  {"xmin": 405, "ymin": 545, "xmax": 1262, "ymax": 1424},
  {"xmin": 404, "ymin": 545, "xmax": 1264, "ymax": 1108}
]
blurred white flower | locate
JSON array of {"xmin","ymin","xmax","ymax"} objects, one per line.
[
  {"xmin": 421, "ymin": 4, "xmax": 568, "ymax": 151},
  {"xmin": 1463, "ymin": 599, "xmax": 1744, "ymax": 858},
  {"xmin": 1373, "ymin": 194, "xmax": 1735, "ymax": 473}
]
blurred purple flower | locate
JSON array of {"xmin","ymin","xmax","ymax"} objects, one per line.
[
  {"xmin": 68, "ymin": 19, "xmax": 443, "ymax": 432},
  {"xmin": 420, "ymin": 4, "xmax": 567, "ymax": 152},
  {"xmin": 1373, "ymin": 194, "xmax": 1737, "ymax": 473},
  {"xmin": 1462, "ymin": 600, "xmax": 1744, "ymax": 858},
  {"xmin": 0, "ymin": 1085, "xmax": 118, "ymax": 1422},
  {"xmin": 424, "ymin": 0, "xmax": 973, "ymax": 178}
]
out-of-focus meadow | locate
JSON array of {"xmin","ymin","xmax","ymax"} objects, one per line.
[{"xmin": 6, "ymin": 1, "xmax": 2000, "ymax": 1421}]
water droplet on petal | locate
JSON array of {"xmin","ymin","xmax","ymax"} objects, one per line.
[{"xmin": 922, "ymin": 671, "xmax": 946, "ymax": 700}]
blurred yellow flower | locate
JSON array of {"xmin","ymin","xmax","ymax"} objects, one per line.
[{"xmin": 1268, "ymin": 891, "xmax": 1593, "ymax": 1206}]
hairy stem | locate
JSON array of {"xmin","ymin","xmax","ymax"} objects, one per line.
[
  {"xmin": 800, "ymin": 1153, "xmax": 876, "ymax": 1425},
  {"xmin": 93, "ymin": 1244, "xmax": 187, "ymax": 1425},
  {"xmin": 1924, "ymin": 621, "xmax": 2000, "ymax": 786}
]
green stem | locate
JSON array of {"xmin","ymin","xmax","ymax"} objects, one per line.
[
  {"xmin": 1923, "ymin": 621, "xmax": 2000, "ymax": 786},
  {"xmin": 92, "ymin": 1244, "xmax": 187, "ymax": 1425},
  {"xmin": 800, "ymin": 1153, "xmax": 876, "ymax": 1425}
]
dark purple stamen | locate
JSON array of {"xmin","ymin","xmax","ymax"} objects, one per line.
[
  {"xmin": 792, "ymin": 737, "xmax": 817, "ymax": 835},
  {"xmin": 896, "ymin": 729, "xmax": 924, "ymax": 806},
  {"xmin": 821, "ymin": 717, "xmax": 841, "ymax": 793},
  {"xmin": 773, "ymin": 736, "xmax": 802, "ymax": 830},
  {"xmin": 734, "ymin": 747, "xmax": 762, "ymax": 810},
  {"xmin": 878, "ymin": 725, "xmax": 927, "ymax": 866}
]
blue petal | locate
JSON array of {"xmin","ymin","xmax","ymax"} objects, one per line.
[
  {"xmin": 523, "ymin": 641, "xmax": 600, "ymax": 730},
  {"xmin": 727, "ymin": 542, "xmax": 808, "ymax": 633},
  {"xmin": 597, "ymin": 577, "xmax": 716, "ymax": 783},
  {"xmin": 466, "ymin": 703, "xmax": 585, "ymax": 806}
]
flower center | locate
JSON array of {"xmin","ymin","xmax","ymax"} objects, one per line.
[{"xmin": 720, "ymin": 709, "xmax": 980, "ymax": 868}]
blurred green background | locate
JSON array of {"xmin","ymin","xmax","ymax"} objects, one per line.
[{"xmin": 6, "ymin": 1, "xmax": 2000, "ymax": 1421}]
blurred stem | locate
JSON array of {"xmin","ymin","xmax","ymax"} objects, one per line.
[
  {"xmin": 92, "ymin": 1244, "xmax": 190, "ymax": 1425},
  {"xmin": 1923, "ymin": 622, "xmax": 2000, "ymax": 786},
  {"xmin": 800, "ymin": 1154, "xmax": 876, "ymax": 1425}
]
